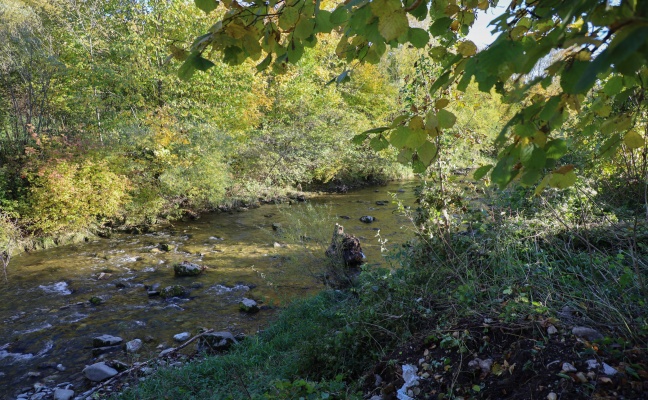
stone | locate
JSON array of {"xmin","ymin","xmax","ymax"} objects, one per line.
[
  {"xmin": 83, "ymin": 362, "xmax": 118, "ymax": 382},
  {"xmin": 89, "ymin": 296, "xmax": 103, "ymax": 306},
  {"xmin": 547, "ymin": 393, "xmax": 557, "ymax": 400},
  {"xmin": 572, "ymin": 326, "xmax": 604, "ymax": 341},
  {"xmin": 53, "ymin": 388, "xmax": 74, "ymax": 400},
  {"xmin": 93, "ymin": 335, "xmax": 123, "ymax": 348},
  {"xmin": 575, "ymin": 372, "xmax": 588, "ymax": 383},
  {"xmin": 239, "ymin": 298, "xmax": 259, "ymax": 313},
  {"xmin": 562, "ymin": 362, "xmax": 577, "ymax": 373},
  {"xmin": 602, "ymin": 363, "xmax": 617, "ymax": 375},
  {"xmin": 160, "ymin": 285, "xmax": 188, "ymax": 299},
  {"xmin": 56, "ymin": 364, "xmax": 66, "ymax": 372},
  {"xmin": 125, "ymin": 339, "xmax": 142, "ymax": 353},
  {"xmin": 30, "ymin": 393, "xmax": 46, "ymax": 400},
  {"xmin": 325, "ymin": 223, "xmax": 365, "ymax": 267},
  {"xmin": 586, "ymin": 359, "xmax": 600, "ymax": 370},
  {"xmin": 173, "ymin": 332, "xmax": 191, "ymax": 342},
  {"xmin": 173, "ymin": 261, "xmax": 204, "ymax": 277},
  {"xmin": 360, "ymin": 215, "xmax": 376, "ymax": 223},
  {"xmin": 271, "ymin": 223, "xmax": 282, "ymax": 231},
  {"xmin": 547, "ymin": 325, "xmax": 558, "ymax": 335},
  {"xmin": 158, "ymin": 243, "xmax": 173, "ymax": 252},
  {"xmin": 196, "ymin": 331, "xmax": 237, "ymax": 353},
  {"xmin": 92, "ymin": 345, "xmax": 122, "ymax": 357},
  {"xmin": 159, "ymin": 348, "xmax": 175, "ymax": 357},
  {"xmin": 375, "ymin": 201, "xmax": 388, "ymax": 206}
]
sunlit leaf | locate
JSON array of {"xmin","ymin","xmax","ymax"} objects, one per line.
[
  {"xmin": 473, "ymin": 164, "xmax": 492, "ymax": 180},
  {"xmin": 624, "ymin": 130, "xmax": 645, "ymax": 149},
  {"xmin": 194, "ymin": 0, "xmax": 218, "ymax": 14},
  {"xmin": 390, "ymin": 126, "xmax": 411, "ymax": 148},
  {"xmin": 378, "ymin": 9, "xmax": 408, "ymax": 41},
  {"xmin": 437, "ymin": 109, "xmax": 456, "ymax": 129},
  {"xmin": 417, "ymin": 141, "xmax": 438, "ymax": 166},
  {"xmin": 408, "ymin": 28, "xmax": 430, "ymax": 48}
]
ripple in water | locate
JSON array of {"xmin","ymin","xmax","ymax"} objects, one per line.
[{"xmin": 38, "ymin": 282, "xmax": 71, "ymax": 295}]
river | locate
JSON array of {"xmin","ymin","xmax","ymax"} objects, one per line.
[{"xmin": 0, "ymin": 181, "xmax": 419, "ymax": 398}]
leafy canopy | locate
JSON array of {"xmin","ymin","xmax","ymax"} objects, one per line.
[{"xmin": 180, "ymin": 0, "xmax": 648, "ymax": 190}]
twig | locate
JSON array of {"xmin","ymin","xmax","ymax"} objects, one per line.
[{"xmin": 76, "ymin": 329, "xmax": 214, "ymax": 399}]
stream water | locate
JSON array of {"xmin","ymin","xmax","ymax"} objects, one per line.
[{"xmin": 0, "ymin": 181, "xmax": 419, "ymax": 398}]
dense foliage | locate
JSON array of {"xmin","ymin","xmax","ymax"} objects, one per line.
[{"xmin": 0, "ymin": 0, "xmax": 407, "ymax": 242}]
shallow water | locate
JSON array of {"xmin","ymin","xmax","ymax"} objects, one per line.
[{"xmin": 0, "ymin": 181, "xmax": 419, "ymax": 398}]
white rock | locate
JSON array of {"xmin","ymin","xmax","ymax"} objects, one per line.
[
  {"xmin": 562, "ymin": 362, "xmax": 577, "ymax": 372},
  {"xmin": 547, "ymin": 325, "xmax": 558, "ymax": 335},
  {"xmin": 173, "ymin": 332, "xmax": 191, "ymax": 342},
  {"xmin": 547, "ymin": 393, "xmax": 557, "ymax": 400},
  {"xmin": 603, "ymin": 363, "xmax": 617, "ymax": 375},
  {"xmin": 159, "ymin": 347, "xmax": 176, "ymax": 357},
  {"xmin": 125, "ymin": 339, "xmax": 142, "ymax": 353},
  {"xmin": 53, "ymin": 388, "xmax": 75, "ymax": 400},
  {"xmin": 56, "ymin": 363, "xmax": 66, "ymax": 371},
  {"xmin": 83, "ymin": 362, "xmax": 118, "ymax": 382},
  {"xmin": 586, "ymin": 359, "xmax": 600, "ymax": 370}
]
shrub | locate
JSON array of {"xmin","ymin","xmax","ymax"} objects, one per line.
[{"xmin": 23, "ymin": 159, "xmax": 129, "ymax": 234}]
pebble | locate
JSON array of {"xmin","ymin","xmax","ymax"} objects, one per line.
[
  {"xmin": 173, "ymin": 332, "xmax": 191, "ymax": 342},
  {"xmin": 547, "ymin": 393, "xmax": 557, "ymax": 400},
  {"xmin": 575, "ymin": 372, "xmax": 588, "ymax": 383},
  {"xmin": 586, "ymin": 359, "xmax": 600, "ymax": 370},
  {"xmin": 125, "ymin": 339, "xmax": 143, "ymax": 353},
  {"xmin": 603, "ymin": 363, "xmax": 617, "ymax": 375},
  {"xmin": 562, "ymin": 362, "xmax": 577, "ymax": 373},
  {"xmin": 53, "ymin": 388, "xmax": 75, "ymax": 400},
  {"xmin": 56, "ymin": 364, "xmax": 66, "ymax": 372},
  {"xmin": 547, "ymin": 325, "xmax": 558, "ymax": 335}
]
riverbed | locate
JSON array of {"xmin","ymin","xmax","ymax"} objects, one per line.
[{"xmin": 0, "ymin": 181, "xmax": 419, "ymax": 398}]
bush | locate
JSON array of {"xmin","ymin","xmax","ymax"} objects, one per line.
[{"xmin": 23, "ymin": 159, "xmax": 129, "ymax": 234}]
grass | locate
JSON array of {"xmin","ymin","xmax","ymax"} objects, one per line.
[{"xmin": 113, "ymin": 179, "xmax": 648, "ymax": 399}]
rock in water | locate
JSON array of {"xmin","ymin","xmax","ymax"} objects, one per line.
[
  {"xmin": 196, "ymin": 332, "xmax": 238, "ymax": 353},
  {"xmin": 360, "ymin": 215, "xmax": 376, "ymax": 223},
  {"xmin": 93, "ymin": 335, "xmax": 123, "ymax": 347},
  {"xmin": 239, "ymin": 298, "xmax": 259, "ymax": 313},
  {"xmin": 125, "ymin": 339, "xmax": 142, "ymax": 353},
  {"xmin": 325, "ymin": 223, "xmax": 366, "ymax": 266},
  {"xmin": 173, "ymin": 332, "xmax": 191, "ymax": 342},
  {"xmin": 160, "ymin": 285, "xmax": 188, "ymax": 299},
  {"xmin": 83, "ymin": 362, "xmax": 118, "ymax": 382},
  {"xmin": 173, "ymin": 261, "xmax": 204, "ymax": 277},
  {"xmin": 53, "ymin": 388, "xmax": 74, "ymax": 400}
]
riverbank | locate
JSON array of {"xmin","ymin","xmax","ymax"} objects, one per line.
[
  {"xmin": 104, "ymin": 183, "xmax": 648, "ymax": 400},
  {"xmin": 0, "ymin": 182, "xmax": 419, "ymax": 399}
]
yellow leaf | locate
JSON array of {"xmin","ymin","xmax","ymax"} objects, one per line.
[
  {"xmin": 435, "ymin": 99, "xmax": 450, "ymax": 109},
  {"xmin": 624, "ymin": 130, "xmax": 645, "ymax": 149},
  {"xmin": 409, "ymin": 116, "xmax": 425, "ymax": 130},
  {"xmin": 457, "ymin": 41, "xmax": 477, "ymax": 56}
]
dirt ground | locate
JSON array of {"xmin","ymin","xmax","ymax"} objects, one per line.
[{"xmin": 363, "ymin": 318, "xmax": 648, "ymax": 400}]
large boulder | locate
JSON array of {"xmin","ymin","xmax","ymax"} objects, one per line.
[
  {"xmin": 196, "ymin": 331, "xmax": 238, "ymax": 353},
  {"xmin": 325, "ymin": 223, "xmax": 366, "ymax": 267},
  {"xmin": 173, "ymin": 261, "xmax": 204, "ymax": 277},
  {"xmin": 83, "ymin": 362, "xmax": 118, "ymax": 382}
]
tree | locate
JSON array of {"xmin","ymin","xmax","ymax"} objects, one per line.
[{"xmin": 180, "ymin": 0, "xmax": 648, "ymax": 193}]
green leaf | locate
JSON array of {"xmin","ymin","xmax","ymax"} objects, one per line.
[
  {"xmin": 473, "ymin": 164, "xmax": 492, "ymax": 180},
  {"xmin": 256, "ymin": 53, "xmax": 273, "ymax": 72},
  {"xmin": 390, "ymin": 126, "xmax": 411, "ymax": 148},
  {"xmin": 520, "ymin": 168, "xmax": 541, "ymax": 186},
  {"xmin": 520, "ymin": 144, "xmax": 546, "ymax": 169},
  {"xmin": 178, "ymin": 52, "xmax": 215, "ymax": 80},
  {"xmin": 492, "ymin": 156, "xmax": 517, "ymax": 188},
  {"xmin": 279, "ymin": 6, "xmax": 300, "ymax": 29},
  {"xmin": 545, "ymin": 139, "xmax": 567, "ymax": 159},
  {"xmin": 194, "ymin": 0, "xmax": 218, "ymax": 14},
  {"xmin": 294, "ymin": 18, "xmax": 316, "ymax": 40},
  {"xmin": 352, "ymin": 133, "xmax": 367, "ymax": 144},
  {"xmin": 371, "ymin": 0, "xmax": 401, "ymax": 17},
  {"xmin": 429, "ymin": 17, "xmax": 452, "ymax": 36},
  {"xmin": 603, "ymin": 75, "xmax": 624, "ymax": 96},
  {"xmin": 362, "ymin": 126, "xmax": 391, "ymax": 134},
  {"xmin": 624, "ymin": 130, "xmax": 645, "ymax": 149},
  {"xmin": 472, "ymin": 385, "xmax": 481, "ymax": 392},
  {"xmin": 437, "ymin": 109, "xmax": 456, "ymax": 129},
  {"xmin": 417, "ymin": 141, "xmax": 438, "ymax": 166},
  {"xmin": 391, "ymin": 114, "xmax": 409, "ymax": 127},
  {"xmin": 330, "ymin": 7, "xmax": 349, "ymax": 24},
  {"xmin": 370, "ymin": 135, "xmax": 390, "ymax": 151},
  {"xmin": 408, "ymin": 28, "xmax": 430, "ymax": 48},
  {"xmin": 287, "ymin": 40, "xmax": 304, "ymax": 63},
  {"xmin": 378, "ymin": 10, "xmax": 409, "ymax": 41},
  {"xmin": 407, "ymin": 129, "xmax": 427, "ymax": 148},
  {"xmin": 315, "ymin": 10, "xmax": 334, "ymax": 33},
  {"xmin": 599, "ymin": 133, "xmax": 622, "ymax": 159},
  {"xmin": 412, "ymin": 158, "xmax": 427, "ymax": 173}
]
